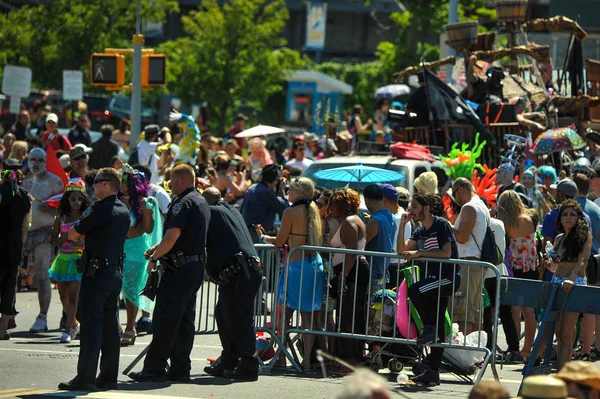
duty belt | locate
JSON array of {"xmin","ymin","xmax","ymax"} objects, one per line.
[{"xmin": 160, "ymin": 251, "xmax": 205, "ymax": 272}]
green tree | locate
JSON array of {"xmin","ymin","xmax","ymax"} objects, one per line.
[
  {"xmin": 376, "ymin": 0, "xmax": 497, "ymax": 81},
  {"xmin": 156, "ymin": 0, "xmax": 304, "ymax": 135},
  {"xmin": 0, "ymin": 0, "xmax": 179, "ymax": 91}
]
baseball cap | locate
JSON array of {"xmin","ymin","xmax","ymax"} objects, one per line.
[
  {"xmin": 58, "ymin": 154, "xmax": 70, "ymax": 169},
  {"xmin": 555, "ymin": 360, "xmax": 600, "ymax": 391},
  {"xmin": 380, "ymin": 183, "xmax": 398, "ymax": 200},
  {"xmin": 551, "ymin": 178, "xmax": 577, "ymax": 198},
  {"xmin": 236, "ymin": 113, "xmax": 249, "ymax": 121},
  {"xmin": 260, "ymin": 164, "xmax": 281, "ymax": 183},
  {"xmin": 46, "ymin": 113, "xmax": 59, "ymax": 124},
  {"xmin": 397, "ymin": 187, "xmax": 410, "ymax": 202},
  {"xmin": 590, "ymin": 166, "xmax": 600, "ymax": 178},
  {"xmin": 303, "ymin": 132, "xmax": 319, "ymax": 143},
  {"xmin": 69, "ymin": 143, "xmax": 92, "ymax": 159},
  {"xmin": 144, "ymin": 124, "xmax": 160, "ymax": 137}
]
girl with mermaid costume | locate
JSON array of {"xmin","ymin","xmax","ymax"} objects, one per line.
[
  {"xmin": 261, "ymin": 177, "xmax": 327, "ymax": 370},
  {"xmin": 49, "ymin": 178, "xmax": 90, "ymax": 344},
  {"xmin": 118, "ymin": 164, "xmax": 162, "ymax": 345}
]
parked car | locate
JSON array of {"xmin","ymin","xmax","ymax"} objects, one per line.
[{"xmin": 302, "ymin": 156, "xmax": 448, "ymax": 209}]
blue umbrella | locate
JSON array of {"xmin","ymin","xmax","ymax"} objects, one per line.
[
  {"xmin": 375, "ymin": 84, "xmax": 411, "ymax": 99},
  {"xmin": 314, "ymin": 163, "xmax": 405, "ymax": 184}
]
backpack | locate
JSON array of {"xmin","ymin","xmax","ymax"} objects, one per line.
[{"xmin": 471, "ymin": 221, "xmax": 503, "ymax": 266}]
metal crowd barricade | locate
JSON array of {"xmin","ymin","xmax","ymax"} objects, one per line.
[{"xmin": 277, "ymin": 246, "xmax": 501, "ymax": 384}]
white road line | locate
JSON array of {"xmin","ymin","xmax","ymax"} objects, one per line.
[{"xmin": 18, "ymin": 392, "xmax": 203, "ymax": 399}]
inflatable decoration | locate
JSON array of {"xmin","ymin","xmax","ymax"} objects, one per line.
[
  {"xmin": 472, "ymin": 165, "xmax": 499, "ymax": 207},
  {"xmin": 169, "ymin": 112, "xmax": 200, "ymax": 165},
  {"xmin": 440, "ymin": 132, "xmax": 486, "ymax": 180}
]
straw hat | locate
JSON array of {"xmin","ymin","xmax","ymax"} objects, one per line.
[
  {"xmin": 414, "ymin": 171, "xmax": 438, "ymax": 195},
  {"xmin": 514, "ymin": 375, "xmax": 568, "ymax": 399},
  {"xmin": 555, "ymin": 360, "xmax": 600, "ymax": 391}
]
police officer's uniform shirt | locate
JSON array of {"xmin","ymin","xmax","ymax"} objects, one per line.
[
  {"xmin": 75, "ymin": 195, "xmax": 130, "ymax": 259},
  {"xmin": 206, "ymin": 200, "xmax": 257, "ymax": 276},
  {"xmin": 164, "ymin": 188, "xmax": 210, "ymax": 254},
  {"xmin": 0, "ymin": 182, "xmax": 31, "ymax": 266}
]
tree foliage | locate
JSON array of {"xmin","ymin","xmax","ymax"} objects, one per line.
[
  {"xmin": 0, "ymin": 0, "xmax": 179, "ymax": 91},
  {"xmin": 376, "ymin": 0, "xmax": 497, "ymax": 82},
  {"xmin": 157, "ymin": 0, "xmax": 304, "ymax": 135}
]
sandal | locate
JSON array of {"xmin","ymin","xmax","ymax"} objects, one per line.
[{"xmin": 120, "ymin": 330, "xmax": 136, "ymax": 346}]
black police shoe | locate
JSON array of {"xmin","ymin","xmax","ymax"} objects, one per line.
[
  {"xmin": 204, "ymin": 363, "xmax": 234, "ymax": 378},
  {"xmin": 166, "ymin": 372, "xmax": 191, "ymax": 383},
  {"xmin": 58, "ymin": 378, "xmax": 97, "ymax": 391},
  {"xmin": 128, "ymin": 370, "xmax": 167, "ymax": 382},
  {"xmin": 229, "ymin": 368, "xmax": 259, "ymax": 382},
  {"xmin": 417, "ymin": 325, "xmax": 437, "ymax": 346},
  {"xmin": 410, "ymin": 368, "xmax": 440, "ymax": 386},
  {"xmin": 136, "ymin": 317, "xmax": 153, "ymax": 334},
  {"xmin": 96, "ymin": 378, "xmax": 118, "ymax": 391}
]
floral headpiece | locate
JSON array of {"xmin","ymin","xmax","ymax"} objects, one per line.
[
  {"xmin": 65, "ymin": 178, "xmax": 86, "ymax": 193},
  {"xmin": 120, "ymin": 163, "xmax": 144, "ymax": 182},
  {"xmin": 1, "ymin": 170, "xmax": 18, "ymax": 196}
]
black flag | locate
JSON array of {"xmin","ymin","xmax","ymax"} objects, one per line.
[{"xmin": 423, "ymin": 67, "xmax": 497, "ymax": 149}]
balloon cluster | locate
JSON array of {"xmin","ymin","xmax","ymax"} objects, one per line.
[{"xmin": 440, "ymin": 133, "xmax": 486, "ymax": 179}]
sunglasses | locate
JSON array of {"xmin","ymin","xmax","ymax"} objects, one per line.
[
  {"xmin": 93, "ymin": 178, "xmax": 111, "ymax": 185},
  {"xmin": 73, "ymin": 155, "xmax": 86, "ymax": 161},
  {"xmin": 316, "ymin": 201, "xmax": 326, "ymax": 209}
]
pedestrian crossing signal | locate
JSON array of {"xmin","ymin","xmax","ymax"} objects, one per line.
[
  {"xmin": 142, "ymin": 54, "xmax": 166, "ymax": 87},
  {"xmin": 90, "ymin": 54, "xmax": 125, "ymax": 86}
]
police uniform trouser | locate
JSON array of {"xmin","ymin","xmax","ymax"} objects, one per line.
[
  {"xmin": 215, "ymin": 268, "xmax": 262, "ymax": 371},
  {"xmin": 144, "ymin": 261, "xmax": 204, "ymax": 375},
  {"xmin": 408, "ymin": 276, "xmax": 460, "ymax": 372},
  {"xmin": 77, "ymin": 265, "xmax": 123, "ymax": 384}
]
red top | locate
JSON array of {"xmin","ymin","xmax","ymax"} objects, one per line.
[{"xmin": 42, "ymin": 130, "xmax": 72, "ymax": 152}]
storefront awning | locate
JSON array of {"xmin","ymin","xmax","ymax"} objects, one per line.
[{"xmin": 284, "ymin": 70, "xmax": 353, "ymax": 95}]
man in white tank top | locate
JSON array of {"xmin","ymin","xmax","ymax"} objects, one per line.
[{"xmin": 450, "ymin": 178, "xmax": 490, "ymax": 334}]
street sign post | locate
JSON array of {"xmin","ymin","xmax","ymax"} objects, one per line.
[
  {"xmin": 63, "ymin": 70, "xmax": 83, "ymax": 101},
  {"xmin": 2, "ymin": 65, "xmax": 32, "ymax": 98},
  {"xmin": 9, "ymin": 96, "xmax": 20, "ymax": 114}
]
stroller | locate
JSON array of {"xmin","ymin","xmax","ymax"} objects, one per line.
[{"xmin": 366, "ymin": 266, "xmax": 487, "ymax": 384}]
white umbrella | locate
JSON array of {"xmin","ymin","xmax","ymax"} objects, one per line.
[
  {"xmin": 234, "ymin": 125, "xmax": 285, "ymax": 138},
  {"xmin": 374, "ymin": 84, "xmax": 411, "ymax": 99}
]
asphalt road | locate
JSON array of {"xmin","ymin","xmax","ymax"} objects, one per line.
[{"xmin": 0, "ymin": 290, "xmax": 529, "ymax": 399}]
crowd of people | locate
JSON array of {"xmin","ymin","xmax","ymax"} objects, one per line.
[{"xmin": 2, "ymin": 102, "xmax": 600, "ymax": 392}]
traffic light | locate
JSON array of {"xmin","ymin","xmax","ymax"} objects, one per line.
[
  {"xmin": 90, "ymin": 54, "xmax": 125, "ymax": 86},
  {"xmin": 142, "ymin": 54, "xmax": 166, "ymax": 87}
]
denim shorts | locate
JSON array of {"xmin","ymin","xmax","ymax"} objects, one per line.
[{"xmin": 551, "ymin": 275, "xmax": 587, "ymax": 286}]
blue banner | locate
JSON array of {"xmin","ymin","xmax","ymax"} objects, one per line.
[{"xmin": 305, "ymin": 2, "xmax": 327, "ymax": 51}]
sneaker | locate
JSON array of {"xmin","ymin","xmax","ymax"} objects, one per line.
[
  {"xmin": 410, "ymin": 367, "xmax": 440, "ymax": 386},
  {"xmin": 30, "ymin": 314, "xmax": 48, "ymax": 333},
  {"xmin": 60, "ymin": 332, "xmax": 71, "ymax": 344},
  {"xmin": 59, "ymin": 312, "xmax": 67, "ymax": 330},
  {"xmin": 417, "ymin": 325, "xmax": 437, "ymax": 346},
  {"xmin": 136, "ymin": 317, "xmax": 153, "ymax": 334},
  {"xmin": 69, "ymin": 323, "xmax": 80, "ymax": 340}
]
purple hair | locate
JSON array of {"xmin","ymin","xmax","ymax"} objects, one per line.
[{"xmin": 120, "ymin": 172, "xmax": 150, "ymax": 227}]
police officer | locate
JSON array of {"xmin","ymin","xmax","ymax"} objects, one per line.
[
  {"xmin": 129, "ymin": 164, "xmax": 210, "ymax": 383},
  {"xmin": 0, "ymin": 159, "xmax": 32, "ymax": 340},
  {"xmin": 202, "ymin": 187, "xmax": 263, "ymax": 381},
  {"xmin": 58, "ymin": 167, "xmax": 130, "ymax": 391}
]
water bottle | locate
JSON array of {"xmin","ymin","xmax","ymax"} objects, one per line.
[{"xmin": 545, "ymin": 241, "xmax": 556, "ymax": 259}]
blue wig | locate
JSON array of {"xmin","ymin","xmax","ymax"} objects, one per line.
[{"xmin": 538, "ymin": 165, "xmax": 558, "ymax": 184}]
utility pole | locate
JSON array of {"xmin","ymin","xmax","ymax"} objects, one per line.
[
  {"xmin": 446, "ymin": 0, "xmax": 459, "ymax": 85},
  {"xmin": 130, "ymin": 0, "xmax": 143, "ymax": 150}
]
